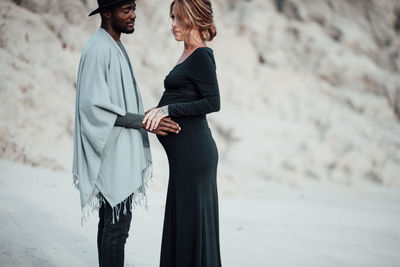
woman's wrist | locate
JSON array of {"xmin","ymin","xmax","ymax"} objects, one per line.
[{"xmin": 158, "ymin": 105, "xmax": 169, "ymax": 117}]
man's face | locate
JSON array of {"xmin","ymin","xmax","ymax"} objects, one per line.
[{"xmin": 109, "ymin": 2, "xmax": 136, "ymax": 34}]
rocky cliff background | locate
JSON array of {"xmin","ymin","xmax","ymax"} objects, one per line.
[{"xmin": 1, "ymin": 0, "xmax": 400, "ymax": 186}]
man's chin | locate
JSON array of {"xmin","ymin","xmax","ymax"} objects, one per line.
[{"xmin": 123, "ymin": 27, "xmax": 135, "ymax": 34}]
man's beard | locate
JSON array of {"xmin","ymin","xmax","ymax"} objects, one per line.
[
  {"xmin": 113, "ymin": 22, "xmax": 135, "ymax": 34},
  {"xmin": 123, "ymin": 27, "xmax": 135, "ymax": 34}
]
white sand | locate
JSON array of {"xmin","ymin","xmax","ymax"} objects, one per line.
[
  {"xmin": 1, "ymin": 0, "xmax": 400, "ymax": 186},
  {"xmin": 1, "ymin": 159, "xmax": 399, "ymax": 267},
  {"xmin": 1, "ymin": 0, "xmax": 400, "ymax": 266}
]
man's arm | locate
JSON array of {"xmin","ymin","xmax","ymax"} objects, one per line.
[
  {"xmin": 115, "ymin": 113, "xmax": 180, "ymax": 135},
  {"xmin": 115, "ymin": 112, "xmax": 144, "ymax": 129}
]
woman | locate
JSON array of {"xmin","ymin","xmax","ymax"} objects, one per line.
[{"xmin": 142, "ymin": 0, "xmax": 221, "ymax": 266}]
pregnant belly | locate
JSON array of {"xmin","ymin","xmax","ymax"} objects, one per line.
[{"xmin": 157, "ymin": 117, "xmax": 218, "ymax": 172}]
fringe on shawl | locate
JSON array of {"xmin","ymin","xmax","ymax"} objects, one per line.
[{"xmin": 72, "ymin": 159, "xmax": 153, "ymax": 225}]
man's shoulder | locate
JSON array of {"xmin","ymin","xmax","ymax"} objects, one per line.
[{"xmin": 82, "ymin": 30, "xmax": 114, "ymax": 56}]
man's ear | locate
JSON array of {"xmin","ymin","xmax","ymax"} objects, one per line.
[{"xmin": 101, "ymin": 9, "xmax": 112, "ymax": 20}]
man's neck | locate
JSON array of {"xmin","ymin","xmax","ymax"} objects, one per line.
[{"xmin": 101, "ymin": 24, "xmax": 121, "ymax": 42}]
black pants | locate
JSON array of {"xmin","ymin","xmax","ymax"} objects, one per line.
[{"xmin": 97, "ymin": 199, "xmax": 132, "ymax": 267}]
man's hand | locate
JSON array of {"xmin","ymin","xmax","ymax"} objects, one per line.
[{"xmin": 142, "ymin": 117, "xmax": 181, "ymax": 136}]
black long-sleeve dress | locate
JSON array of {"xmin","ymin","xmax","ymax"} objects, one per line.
[{"xmin": 157, "ymin": 47, "xmax": 222, "ymax": 267}]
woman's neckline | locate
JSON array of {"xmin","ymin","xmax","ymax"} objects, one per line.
[{"xmin": 174, "ymin": 46, "xmax": 212, "ymax": 68}]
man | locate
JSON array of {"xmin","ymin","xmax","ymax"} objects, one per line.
[{"xmin": 72, "ymin": 0, "xmax": 180, "ymax": 266}]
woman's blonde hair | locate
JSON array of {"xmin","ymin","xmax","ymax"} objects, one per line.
[{"xmin": 170, "ymin": 0, "xmax": 217, "ymax": 42}]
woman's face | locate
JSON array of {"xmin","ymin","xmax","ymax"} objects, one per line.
[{"xmin": 171, "ymin": 4, "xmax": 184, "ymax": 41}]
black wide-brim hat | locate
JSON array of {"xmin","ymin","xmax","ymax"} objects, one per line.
[{"xmin": 88, "ymin": 0, "xmax": 134, "ymax": 16}]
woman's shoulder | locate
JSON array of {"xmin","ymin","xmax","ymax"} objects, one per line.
[
  {"xmin": 192, "ymin": 46, "xmax": 213, "ymax": 58},
  {"xmin": 188, "ymin": 47, "xmax": 215, "ymax": 69}
]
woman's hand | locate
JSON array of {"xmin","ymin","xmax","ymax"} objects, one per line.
[{"xmin": 142, "ymin": 105, "xmax": 169, "ymax": 131}]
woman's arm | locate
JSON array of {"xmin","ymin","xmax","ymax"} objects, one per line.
[
  {"xmin": 143, "ymin": 48, "xmax": 220, "ymax": 130},
  {"xmin": 168, "ymin": 49, "xmax": 220, "ymax": 117}
]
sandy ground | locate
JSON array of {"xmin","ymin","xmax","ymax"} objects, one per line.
[
  {"xmin": 1, "ymin": 1, "xmax": 400, "ymax": 266},
  {"xmin": 0, "ymin": 159, "xmax": 400, "ymax": 267}
]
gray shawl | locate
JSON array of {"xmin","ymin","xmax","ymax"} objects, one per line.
[{"xmin": 72, "ymin": 28, "xmax": 152, "ymax": 224}]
